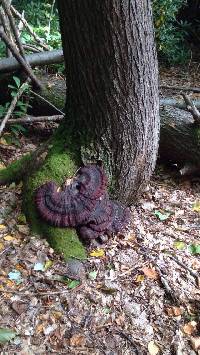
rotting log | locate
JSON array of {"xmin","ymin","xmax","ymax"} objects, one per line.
[
  {"xmin": 0, "ymin": 49, "xmax": 64, "ymax": 74},
  {"xmin": 159, "ymin": 105, "xmax": 200, "ymax": 174}
]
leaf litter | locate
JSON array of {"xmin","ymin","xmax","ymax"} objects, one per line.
[{"xmin": 0, "ymin": 67, "xmax": 200, "ymax": 354}]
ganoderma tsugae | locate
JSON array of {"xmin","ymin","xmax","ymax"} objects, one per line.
[{"xmin": 35, "ymin": 165, "xmax": 130, "ymax": 240}]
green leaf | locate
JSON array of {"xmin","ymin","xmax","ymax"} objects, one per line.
[
  {"xmin": 13, "ymin": 76, "xmax": 21, "ymax": 88},
  {"xmin": 68, "ymin": 280, "xmax": 80, "ymax": 289},
  {"xmin": 173, "ymin": 240, "xmax": 185, "ymax": 250},
  {"xmin": 189, "ymin": 244, "xmax": 200, "ymax": 255},
  {"xmin": 88, "ymin": 270, "xmax": 98, "ymax": 280},
  {"xmin": 0, "ymin": 328, "xmax": 16, "ymax": 344},
  {"xmin": 154, "ymin": 210, "xmax": 171, "ymax": 221}
]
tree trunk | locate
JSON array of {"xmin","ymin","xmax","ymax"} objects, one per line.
[
  {"xmin": 0, "ymin": 0, "xmax": 159, "ymax": 260},
  {"xmin": 57, "ymin": 0, "xmax": 160, "ymax": 204}
]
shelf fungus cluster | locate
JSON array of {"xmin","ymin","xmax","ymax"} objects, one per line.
[{"xmin": 35, "ymin": 165, "xmax": 130, "ymax": 240}]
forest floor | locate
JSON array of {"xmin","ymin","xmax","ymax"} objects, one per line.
[{"xmin": 0, "ymin": 63, "xmax": 200, "ymax": 354}]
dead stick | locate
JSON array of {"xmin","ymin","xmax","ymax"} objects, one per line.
[
  {"xmin": 0, "ymin": 79, "xmax": 29, "ymax": 136},
  {"xmin": 168, "ymin": 254, "xmax": 200, "ymax": 286},
  {"xmin": 0, "ymin": 28, "xmax": 42, "ymax": 89},
  {"xmin": 1, "ymin": 0, "xmax": 25, "ymax": 59},
  {"xmin": 0, "ymin": 8, "xmax": 13, "ymax": 57},
  {"xmin": 30, "ymin": 90, "xmax": 64, "ymax": 114},
  {"xmin": 182, "ymin": 93, "xmax": 200, "ymax": 124},
  {"xmin": 11, "ymin": 5, "xmax": 49, "ymax": 51},
  {"xmin": 0, "ymin": 114, "xmax": 64, "ymax": 125},
  {"xmin": 23, "ymin": 44, "xmax": 42, "ymax": 53},
  {"xmin": 160, "ymin": 85, "xmax": 200, "ymax": 94}
]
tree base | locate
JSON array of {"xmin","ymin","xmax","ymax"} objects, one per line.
[{"xmin": 0, "ymin": 124, "xmax": 87, "ymax": 261}]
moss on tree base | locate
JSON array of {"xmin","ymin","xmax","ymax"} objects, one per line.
[{"xmin": 0, "ymin": 124, "xmax": 87, "ymax": 261}]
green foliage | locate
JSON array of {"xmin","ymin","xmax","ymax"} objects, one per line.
[
  {"xmin": 153, "ymin": 0, "xmax": 190, "ymax": 64},
  {"xmin": 13, "ymin": 0, "xmax": 61, "ymax": 50},
  {"xmin": 0, "ymin": 76, "xmax": 30, "ymax": 143}
]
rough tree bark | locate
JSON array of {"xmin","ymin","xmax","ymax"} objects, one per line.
[
  {"xmin": 0, "ymin": 0, "xmax": 159, "ymax": 260},
  {"xmin": 57, "ymin": 0, "xmax": 160, "ymax": 203}
]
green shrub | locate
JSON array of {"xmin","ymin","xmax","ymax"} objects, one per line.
[{"xmin": 153, "ymin": 0, "xmax": 190, "ymax": 64}]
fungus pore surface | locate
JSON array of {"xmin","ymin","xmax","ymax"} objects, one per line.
[{"xmin": 35, "ymin": 165, "xmax": 130, "ymax": 240}]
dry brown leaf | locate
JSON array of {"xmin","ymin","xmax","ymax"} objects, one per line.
[
  {"xmin": 166, "ymin": 306, "xmax": 183, "ymax": 317},
  {"xmin": 142, "ymin": 267, "xmax": 159, "ymax": 280},
  {"xmin": 69, "ymin": 334, "xmax": 86, "ymax": 347},
  {"xmin": 182, "ymin": 321, "xmax": 197, "ymax": 335}
]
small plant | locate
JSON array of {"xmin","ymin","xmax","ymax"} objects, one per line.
[{"xmin": 8, "ymin": 76, "xmax": 31, "ymax": 118}]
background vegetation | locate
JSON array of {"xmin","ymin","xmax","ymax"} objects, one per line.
[{"xmin": 0, "ymin": 0, "xmax": 199, "ymax": 65}]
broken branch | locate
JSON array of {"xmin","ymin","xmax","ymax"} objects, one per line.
[
  {"xmin": 0, "ymin": 28, "xmax": 42, "ymax": 89},
  {"xmin": 182, "ymin": 94, "xmax": 200, "ymax": 124}
]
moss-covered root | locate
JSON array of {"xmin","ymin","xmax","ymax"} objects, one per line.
[
  {"xmin": 23, "ymin": 126, "xmax": 87, "ymax": 261},
  {"xmin": 0, "ymin": 154, "xmax": 31, "ymax": 186}
]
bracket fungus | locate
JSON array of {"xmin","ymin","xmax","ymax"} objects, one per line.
[{"xmin": 35, "ymin": 165, "xmax": 130, "ymax": 240}]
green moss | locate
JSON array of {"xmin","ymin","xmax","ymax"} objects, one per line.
[
  {"xmin": 0, "ymin": 154, "xmax": 31, "ymax": 184},
  {"xmin": 44, "ymin": 226, "xmax": 86, "ymax": 260},
  {"xmin": 23, "ymin": 124, "xmax": 87, "ymax": 261}
]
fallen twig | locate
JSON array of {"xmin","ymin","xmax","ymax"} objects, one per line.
[
  {"xmin": 23, "ymin": 44, "xmax": 42, "ymax": 53},
  {"xmin": 0, "ymin": 7, "xmax": 13, "ymax": 57},
  {"xmin": 114, "ymin": 330, "xmax": 140, "ymax": 354},
  {"xmin": 156, "ymin": 265, "xmax": 179, "ymax": 303},
  {"xmin": 182, "ymin": 94, "xmax": 200, "ymax": 124},
  {"xmin": 0, "ymin": 49, "xmax": 64, "ymax": 73},
  {"xmin": 168, "ymin": 254, "xmax": 200, "ymax": 287},
  {"xmin": 0, "ymin": 79, "xmax": 30, "ymax": 136},
  {"xmin": 11, "ymin": 5, "xmax": 49, "ymax": 51},
  {"xmin": 0, "ymin": 114, "xmax": 63, "ymax": 125},
  {"xmin": 160, "ymin": 85, "xmax": 200, "ymax": 93},
  {"xmin": 0, "ymin": 28, "xmax": 42, "ymax": 89},
  {"xmin": 30, "ymin": 90, "xmax": 64, "ymax": 114}
]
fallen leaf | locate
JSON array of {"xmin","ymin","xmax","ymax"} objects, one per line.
[
  {"xmin": 173, "ymin": 240, "xmax": 185, "ymax": 250},
  {"xmin": 70, "ymin": 334, "xmax": 86, "ymax": 347},
  {"xmin": 165, "ymin": 306, "xmax": 183, "ymax": 317},
  {"xmin": 190, "ymin": 336, "xmax": 200, "ymax": 351},
  {"xmin": 3, "ymin": 235, "xmax": 15, "ymax": 241},
  {"xmin": 0, "ymin": 242, "xmax": 4, "ymax": 251},
  {"xmin": 17, "ymin": 214, "xmax": 26, "ymax": 224},
  {"xmin": 68, "ymin": 280, "xmax": 80, "ymax": 289},
  {"xmin": 193, "ymin": 201, "xmax": 200, "ymax": 212},
  {"xmin": 11, "ymin": 301, "xmax": 28, "ymax": 315},
  {"xmin": 8, "ymin": 270, "xmax": 23, "ymax": 284},
  {"xmin": 88, "ymin": 270, "xmax": 98, "ymax": 280},
  {"xmin": 154, "ymin": 210, "xmax": 171, "ymax": 221},
  {"xmin": 100, "ymin": 286, "xmax": 117, "ymax": 294},
  {"xmin": 182, "ymin": 321, "xmax": 197, "ymax": 335},
  {"xmin": 0, "ymin": 225, "xmax": 6, "ymax": 230},
  {"xmin": 16, "ymin": 225, "xmax": 29, "ymax": 235},
  {"xmin": 189, "ymin": 244, "xmax": 200, "ymax": 255},
  {"xmin": 0, "ymin": 328, "xmax": 16, "ymax": 344},
  {"xmin": 89, "ymin": 249, "xmax": 105, "ymax": 257},
  {"xmin": 142, "ymin": 267, "xmax": 159, "ymax": 280},
  {"xmin": 148, "ymin": 340, "xmax": 160, "ymax": 354},
  {"xmin": 33, "ymin": 262, "xmax": 45, "ymax": 271},
  {"xmin": 135, "ymin": 274, "xmax": 145, "ymax": 283},
  {"xmin": 44, "ymin": 260, "xmax": 53, "ymax": 270}
]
